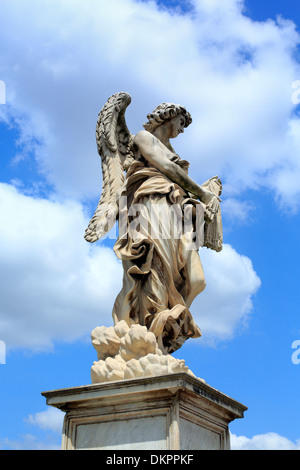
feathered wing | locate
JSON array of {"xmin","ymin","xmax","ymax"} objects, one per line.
[{"xmin": 84, "ymin": 92, "xmax": 133, "ymax": 243}]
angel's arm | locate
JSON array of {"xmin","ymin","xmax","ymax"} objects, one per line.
[{"xmin": 134, "ymin": 130, "xmax": 215, "ymax": 204}]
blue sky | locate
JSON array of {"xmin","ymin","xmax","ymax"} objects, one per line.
[{"xmin": 0, "ymin": 0, "xmax": 300, "ymax": 450}]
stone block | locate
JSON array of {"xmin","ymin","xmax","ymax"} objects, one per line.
[{"xmin": 42, "ymin": 373, "xmax": 247, "ymax": 450}]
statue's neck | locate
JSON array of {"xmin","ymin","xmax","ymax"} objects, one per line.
[{"xmin": 152, "ymin": 127, "xmax": 174, "ymax": 153}]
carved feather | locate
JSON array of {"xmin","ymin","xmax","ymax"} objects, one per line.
[{"xmin": 84, "ymin": 92, "xmax": 133, "ymax": 243}]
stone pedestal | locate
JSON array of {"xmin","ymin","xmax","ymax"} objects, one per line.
[{"xmin": 42, "ymin": 373, "xmax": 247, "ymax": 450}]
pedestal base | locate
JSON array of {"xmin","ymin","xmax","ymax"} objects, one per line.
[{"xmin": 42, "ymin": 373, "xmax": 247, "ymax": 450}]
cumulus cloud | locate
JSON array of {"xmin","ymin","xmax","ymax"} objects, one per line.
[
  {"xmin": 0, "ymin": 433, "xmax": 60, "ymax": 451},
  {"xmin": 191, "ymin": 244, "xmax": 261, "ymax": 343},
  {"xmin": 220, "ymin": 197, "xmax": 255, "ymax": 224},
  {"xmin": 0, "ymin": 183, "xmax": 122, "ymax": 352},
  {"xmin": 231, "ymin": 432, "xmax": 300, "ymax": 450},
  {"xmin": 0, "ymin": 408, "xmax": 64, "ymax": 450},
  {"xmin": 26, "ymin": 407, "xmax": 64, "ymax": 434},
  {"xmin": 0, "ymin": 0, "xmax": 300, "ymax": 211}
]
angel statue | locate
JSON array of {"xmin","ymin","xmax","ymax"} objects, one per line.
[{"xmin": 85, "ymin": 92, "xmax": 222, "ymax": 379}]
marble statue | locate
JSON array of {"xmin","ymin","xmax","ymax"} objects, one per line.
[{"xmin": 84, "ymin": 92, "xmax": 222, "ymax": 383}]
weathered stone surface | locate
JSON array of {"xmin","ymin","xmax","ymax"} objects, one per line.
[
  {"xmin": 85, "ymin": 92, "xmax": 223, "ymax": 361},
  {"xmin": 42, "ymin": 373, "xmax": 247, "ymax": 450},
  {"xmin": 91, "ymin": 322, "xmax": 197, "ymax": 383}
]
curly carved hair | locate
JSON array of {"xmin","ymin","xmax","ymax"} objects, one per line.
[{"xmin": 143, "ymin": 102, "xmax": 192, "ymax": 134}]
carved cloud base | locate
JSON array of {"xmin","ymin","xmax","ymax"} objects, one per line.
[
  {"xmin": 90, "ymin": 321, "xmax": 201, "ymax": 384},
  {"xmin": 42, "ymin": 373, "xmax": 247, "ymax": 450}
]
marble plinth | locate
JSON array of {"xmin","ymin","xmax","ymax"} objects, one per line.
[{"xmin": 42, "ymin": 373, "xmax": 247, "ymax": 450}]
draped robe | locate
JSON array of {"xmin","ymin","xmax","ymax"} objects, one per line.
[{"xmin": 112, "ymin": 153, "xmax": 211, "ymax": 354}]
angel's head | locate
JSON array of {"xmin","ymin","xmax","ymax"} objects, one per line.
[{"xmin": 143, "ymin": 103, "xmax": 192, "ymax": 137}]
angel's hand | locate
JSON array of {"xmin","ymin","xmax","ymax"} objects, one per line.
[
  {"xmin": 200, "ymin": 190, "xmax": 221, "ymax": 223},
  {"xmin": 199, "ymin": 187, "xmax": 218, "ymax": 205},
  {"xmin": 201, "ymin": 175, "xmax": 222, "ymax": 197},
  {"xmin": 211, "ymin": 176, "xmax": 222, "ymax": 195}
]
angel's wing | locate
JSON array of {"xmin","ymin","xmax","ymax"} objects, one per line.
[{"xmin": 84, "ymin": 92, "xmax": 133, "ymax": 243}]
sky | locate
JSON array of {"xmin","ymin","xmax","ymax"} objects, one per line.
[{"xmin": 0, "ymin": 0, "xmax": 300, "ymax": 451}]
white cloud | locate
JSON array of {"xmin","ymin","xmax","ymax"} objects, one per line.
[
  {"xmin": 0, "ymin": 408, "xmax": 64, "ymax": 450},
  {"xmin": 4, "ymin": 0, "xmax": 294, "ymax": 352},
  {"xmin": 0, "ymin": 183, "xmax": 122, "ymax": 352},
  {"xmin": 191, "ymin": 244, "xmax": 261, "ymax": 343},
  {"xmin": 221, "ymin": 197, "xmax": 254, "ymax": 224},
  {"xmin": 0, "ymin": 0, "xmax": 300, "ymax": 211},
  {"xmin": 0, "ymin": 433, "xmax": 60, "ymax": 450},
  {"xmin": 231, "ymin": 432, "xmax": 300, "ymax": 450},
  {"xmin": 26, "ymin": 407, "xmax": 64, "ymax": 434}
]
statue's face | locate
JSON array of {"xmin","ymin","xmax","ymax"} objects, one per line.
[{"xmin": 167, "ymin": 114, "xmax": 186, "ymax": 139}]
